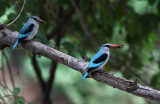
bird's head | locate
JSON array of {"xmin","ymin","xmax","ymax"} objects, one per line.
[
  {"xmin": 100, "ymin": 43, "xmax": 123, "ymax": 51},
  {"xmin": 29, "ymin": 16, "xmax": 46, "ymax": 24}
]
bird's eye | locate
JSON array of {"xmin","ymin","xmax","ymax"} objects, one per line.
[
  {"xmin": 105, "ymin": 45, "xmax": 110, "ymax": 47},
  {"xmin": 33, "ymin": 18, "xmax": 37, "ymax": 21}
]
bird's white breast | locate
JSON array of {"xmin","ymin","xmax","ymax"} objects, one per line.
[{"xmin": 25, "ymin": 23, "xmax": 39, "ymax": 40}]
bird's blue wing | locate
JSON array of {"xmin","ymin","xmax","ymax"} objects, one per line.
[
  {"xmin": 87, "ymin": 52, "xmax": 108, "ymax": 73},
  {"xmin": 20, "ymin": 22, "xmax": 34, "ymax": 34},
  {"xmin": 18, "ymin": 33, "xmax": 31, "ymax": 39},
  {"xmin": 18, "ymin": 22, "xmax": 34, "ymax": 39}
]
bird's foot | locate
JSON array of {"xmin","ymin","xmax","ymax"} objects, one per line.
[
  {"xmin": 21, "ymin": 40, "xmax": 29, "ymax": 43},
  {"xmin": 19, "ymin": 40, "xmax": 30, "ymax": 46},
  {"xmin": 91, "ymin": 70, "xmax": 104, "ymax": 77}
]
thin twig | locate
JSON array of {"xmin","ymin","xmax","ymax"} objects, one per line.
[
  {"xmin": 6, "ymin": 0, "xmax": 26, "ymax": 27},
  {"xmin": 0, "ymin": 94, "xmax": 32, "ymax": 104},
  {"xmin": 47, "ymin": 3, "xmax": 76, "ymax": 40},
  {"xmin": 1, "ymin": 51, "xmax": 6, "ymax": 85},
  {"xmin": 2, "ymin": 51, "xmax": 15, "ymax": 89},
  {"xmin": 0, "ymin": 81, "xmax": 14, "ymax": 103},
  {"xmin": 0, "ymin": 93, "xmax": 5, "ymax": 104},
  {"xmin": 69, "ymin": 0, "xmax": 99, "ymax": 46}
]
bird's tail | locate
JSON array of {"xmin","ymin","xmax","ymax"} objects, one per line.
[
  {"xmin": 12, "ymin": 39, "xmax": 19, "ymax": 50},
  {"xmin": 81, "ymin": 72, "xmax": 88, "ymax": 80}
]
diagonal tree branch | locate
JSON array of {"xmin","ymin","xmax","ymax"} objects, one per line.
[
  {"xmin": 0, "ymin": 29, "xmax": 160, "ymax": 100},
  {"xmin": 0, "ymin": 0, "xmax": 26, "ymax": 29},
  {"xmin": 1, "ymin": 51, "xmax": 6, "ymax": 85},
  {"xmin": 69, "ymin": 0, "xmax": 99, "ymax": 46},
  {"xmin": 2, "ymin": 51, "xmax": 15, "ymax": 89},
  {"xmin": 47, "ymin": 0, "xmax": 79, "ymax": 40},
  {"xmin": 6, "ymin": 0, "xmax": 26, "ymax": 27}
]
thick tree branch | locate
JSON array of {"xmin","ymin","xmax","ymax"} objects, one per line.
[
  {"xmin": 42, "ymin": 61, "xmax": 56, "ymax": 104},
  {"xmin": 31, "ymin": 53, "xmax": 46, "ymax": 91},
  {"xmin": 0, "ymin": 29, "xmax": 160, "ymax": 100}
]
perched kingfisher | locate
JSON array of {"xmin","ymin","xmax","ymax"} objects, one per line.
[
  {"xmin": 81, "ymin": 43, "xmax": 123, "ymax": 80},
  {"xmin": 12, "ymin": 16, "xmax": 46, "ymax": 50}
]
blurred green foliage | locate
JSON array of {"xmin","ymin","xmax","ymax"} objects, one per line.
[
  {"xmin": 1, "ymin": 0, "xmax": 160, "ymax": 104},
  {"xmin": 13, "ymin": 88, "xmax": 20, "ymax": 96}
]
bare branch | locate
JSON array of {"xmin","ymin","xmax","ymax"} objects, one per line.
[
  {"xmin": 47, "ymin": 3, "xmax": 76, "ymax": 40},
  {"xmin": 6, "ymin": 0, "xmax": 26, "ymax": 27},
  {"xmin": 69, "ymin": 0, "xmax": 99, "ymax": 46},
  {"xmin": 0, "ymin": 29, "xmax": 160, "ymax": 100},
  {"xmin": 1, "ymin": 51, "xmax": 6, "ymax": 85},
  {"xmin": 2, "ymin": 51, "xmax": 15, "ymax": 89},
  {"xmin": 31, "ymin": 53, "xmax": 46, "ymax": 91},
  {"xmin": 42, "ymin": 61, "xmax": 56, "ymax": 104}
]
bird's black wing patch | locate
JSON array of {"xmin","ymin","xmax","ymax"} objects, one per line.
[
  {"xmin": 23, "ymin": 24, "xmax": 34, "ymax": 34},
  {"xmin": 20, "ymin": 24, "xmax": 34, "ymax": 34},
  {"xmin": 93, "ymin": 53, "xmax": 108, "ymax": 64}
]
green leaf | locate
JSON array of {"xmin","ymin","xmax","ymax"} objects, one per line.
[
  {"xmin": 17, "ymin": 97, "xmax": 25, "ymax": 104},
  {"xmin": 13, "ymin": 88, "xmax": 20, "ymax": 96},
  {"xmin": 12, "ymin": 97, "xmax": 25, "ymax": 104}
]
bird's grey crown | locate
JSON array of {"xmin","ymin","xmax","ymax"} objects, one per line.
[
  {"xmin": 30, "ymin": 16, "xmax": 40, "ymax": 20},
  {"xmin": 100, "ymin": 43, "xmax": 110, "ymax": 52},
  {"xmin": 28, "ymin": 16, "xmax": 40, "ymax": 24},
  {"xmin": 101, "ymin": 43, "xmax": 111, "ymax": 48}
]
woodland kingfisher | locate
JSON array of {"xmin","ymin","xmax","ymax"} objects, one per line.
[
  {"xmin": 81, "ymin": 43, "xmax": 123, "ymax": 80},
  {"xmin": 12, "ymin": 16, "xmax": 46, "ymax": 50}
]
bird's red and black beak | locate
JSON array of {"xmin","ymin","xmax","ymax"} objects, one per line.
[
  {"xmin": 110, "ymin": 44, "xmax": 123, "ymax": 48},
  {"xmin": 36, "ymin": 19, "xmax": 46, "ymax": 24}
]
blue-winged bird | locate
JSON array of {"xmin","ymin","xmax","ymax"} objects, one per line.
[
  {"xmin": 82, "ymin": 43, "xmax": 123, "ymax": 80},
  {"xmin": 12, "ymin": 16, "xmax": 46, "ymax": 50}
]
